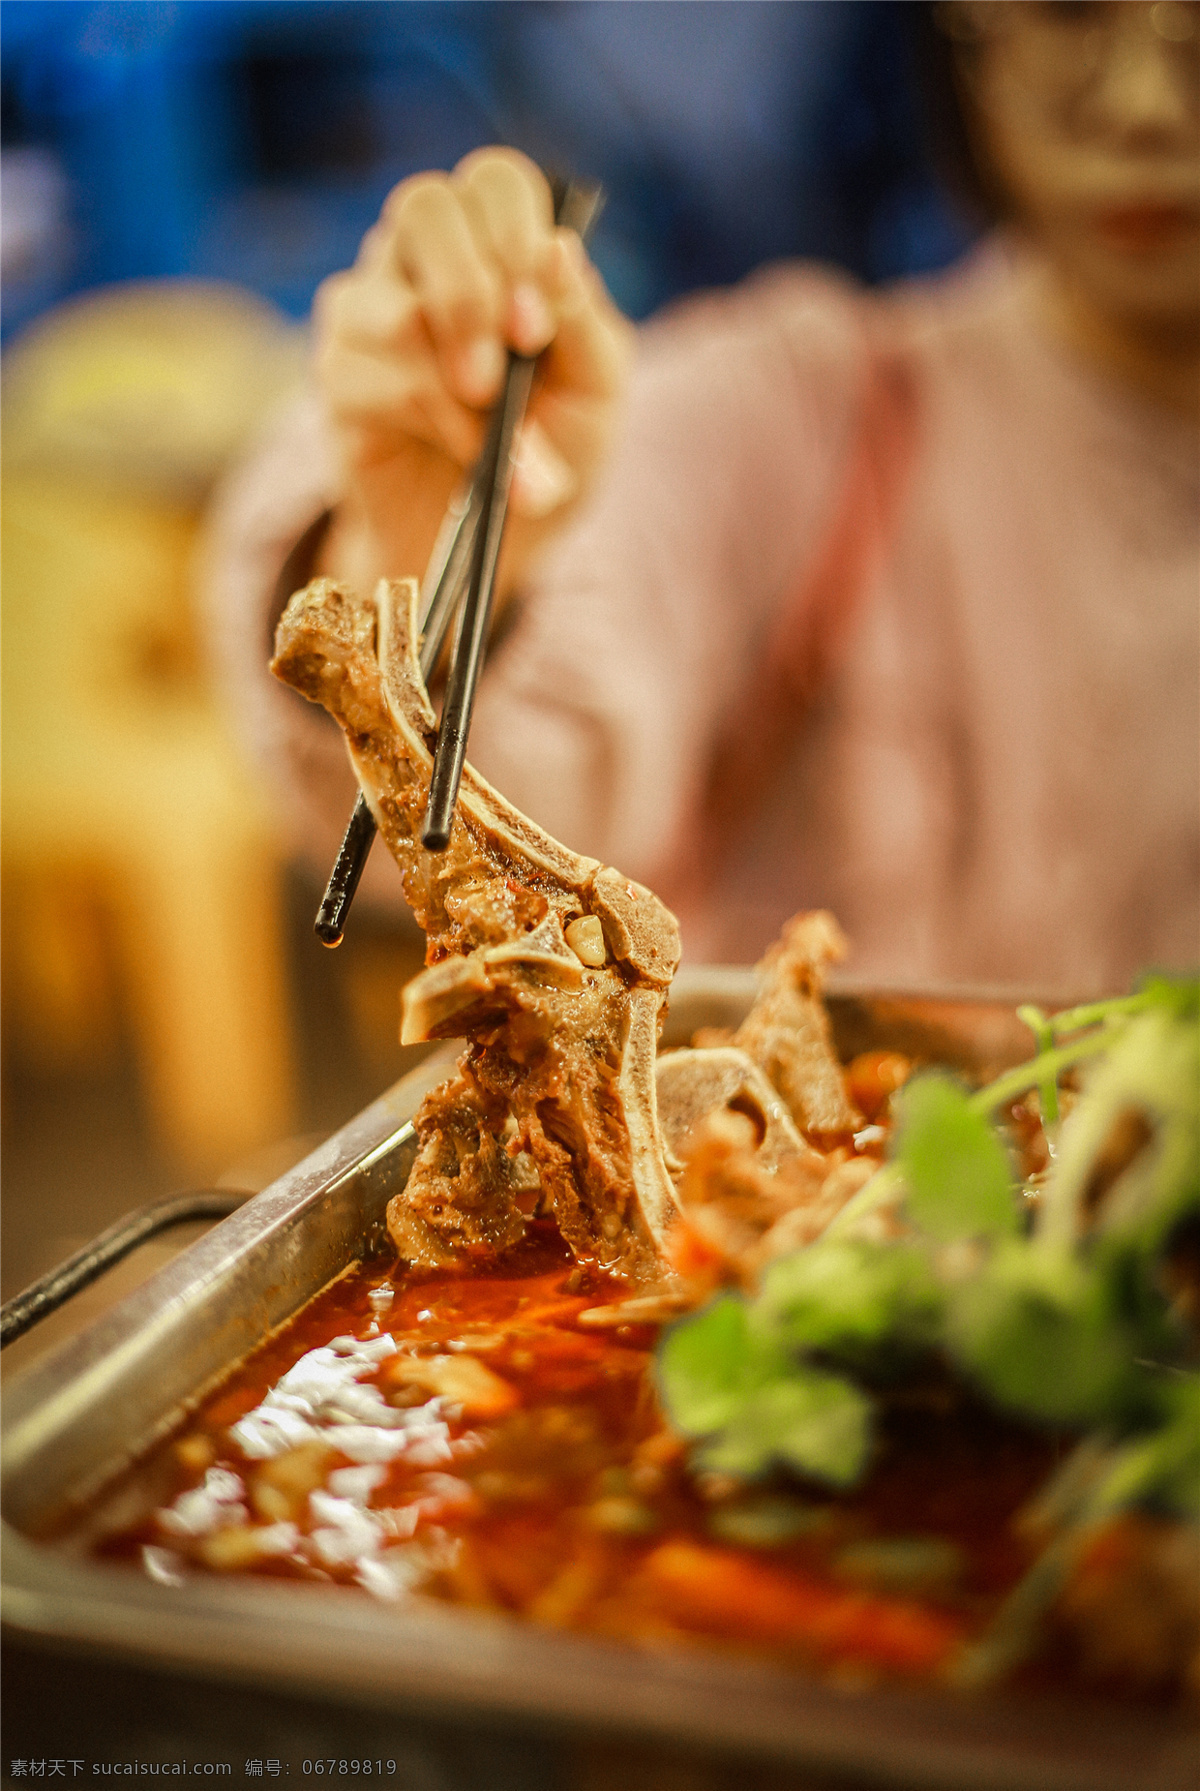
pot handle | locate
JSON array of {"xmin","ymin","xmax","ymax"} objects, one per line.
[{"xmin": 0, "ymin": 1189, "xmax": 252, "ymax": 1349}]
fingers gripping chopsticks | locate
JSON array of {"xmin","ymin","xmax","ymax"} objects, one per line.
[{"xmin": 314, "ymin": 175, "xmax": 604, "ymax": 947}]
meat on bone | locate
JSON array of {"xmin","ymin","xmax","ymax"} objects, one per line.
[
  {"xmin": 655, "ymin": 1046, "xmax": 815, "ymax": 1175},
  {"xmin": 271, "ymin": 576, "xmax": 682, "ymax": 1286},
  {"xmin": 732, "ymin": 911, "xmax": 862, "ymax": 1138}
]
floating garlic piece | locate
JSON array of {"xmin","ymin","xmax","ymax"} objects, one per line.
[
  {"xmin": 577, "ymin": 1292, "xmax": 693, "ymax": 1329},
  {"xmin": 565, "ymin": 915, "xmax": 607, "ymax": 968},
  {"xmin": 198, "ymin": 1521, "xmax": 299, "ymax": 1571},
  {"xmin": 381, "ymin": 1352, "xmax": 519, "ymax": 1420}
]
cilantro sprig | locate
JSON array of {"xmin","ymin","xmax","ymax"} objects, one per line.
[{"xmin": 657, "ymin": 975, "xmax": 1199, "ymax": 1511}]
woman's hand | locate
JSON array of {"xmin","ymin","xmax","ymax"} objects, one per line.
[{"xmin": 313, "ymin": 148, "xmax": 633, "ymax": 598}]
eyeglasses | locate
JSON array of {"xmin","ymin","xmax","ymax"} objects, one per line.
[{"xmin": 938, "ymin": 2, "xmax": 1200, "ymax": 112}]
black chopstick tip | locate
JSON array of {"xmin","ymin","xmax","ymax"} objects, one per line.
[
  {"xmin": 421, "ymin": 823, "xmax": 451, "ymax": 854},
  {"xmin": 313, "ymin": 794, "xmax": 376, "ymax": 945}
]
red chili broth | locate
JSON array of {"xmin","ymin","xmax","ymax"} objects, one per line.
[{"xmin": 82, "ymin": 1221, "xmax": 1067, "ymax": 1686}]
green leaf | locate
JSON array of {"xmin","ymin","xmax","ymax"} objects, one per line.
[
  {"xmin": 657, "ymin": 1295, "xmax": 875, "ymax": 1488},
  {"xmin": 1038, "ymin": 1008, "xmax": 1200, "ymax": 1261},
  {"xmin": 696, "ymin": 1367, "xmax": 873, "ymax": 1487},
  {"xmin": 896, "ymin": 1073, "xmax": 1018, "ymax": 1242},
  {"xmin": 1135, "ymin": 973, "xmax": 1200, "ymax": 1024},
  {"xmin": 657, "ymin": 997, "xmax": 1198, "ymax": 1510},
  {"xmin": 946, "ymin": 1240, "xmax": 1141, "ymax": 1426},
  {"xmin": 655, "ymin": 1294, "xmax": 779, "ymax": 1437},
  {"xmin": 756, "ymin": 1238, "xmax": 943, "ymax": 1365},
  {"xmin": 1091, "ymin": 1377, "xmax": 1200, "ymax": 1519}
]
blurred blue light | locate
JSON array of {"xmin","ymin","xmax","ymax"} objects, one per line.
[{"xmin": 1, "ymin": 1, "xmax": 974, "ymax": 342}]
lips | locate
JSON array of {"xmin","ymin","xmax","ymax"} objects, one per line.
[{"xmin": 1094, "ymin": 202, "xmax": 1200, "ymax": 252}]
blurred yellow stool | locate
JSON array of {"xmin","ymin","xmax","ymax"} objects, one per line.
[{"xmin": 2, "ymin": 283, "xmax": 305, "ymax": 1172}]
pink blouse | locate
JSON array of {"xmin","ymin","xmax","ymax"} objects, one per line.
[{"xmin": 202, "ymin": 242, "xmax": 1199, "ymax": 997}]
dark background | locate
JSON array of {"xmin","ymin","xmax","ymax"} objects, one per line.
[{"xmin": 2, "ymin": 0, "xmax": 974, "ymax": 338}]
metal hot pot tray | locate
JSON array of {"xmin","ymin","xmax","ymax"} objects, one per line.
[{"xmin": 2, "ymin": 973, "xmax": 1193, "ymax": 1791}]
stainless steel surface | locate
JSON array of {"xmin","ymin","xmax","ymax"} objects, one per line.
[{"xmin": 2, "ymin": 975, "xmax": 1191, "ymax": 1791}]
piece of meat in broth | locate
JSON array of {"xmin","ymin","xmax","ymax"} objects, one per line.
[
  {"xmin": 654, "ymin": 1044, "xmax": 874, "ymax": 1290},
  {"xmin": 271, "ymin": 576, "xmax": 682, "ymax": 1285},
  {"xmin": 734, "ymin": 911, "xmax": 862, "ymax": 1138},
  {"xmin": 655, "ymin": 1047, "xmax": 812, "ymax": 1175}
]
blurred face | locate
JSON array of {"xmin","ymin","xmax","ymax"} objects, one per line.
[{"xmin": 948, "ymin": 2, "xmax": 1200, "ymax": 337}]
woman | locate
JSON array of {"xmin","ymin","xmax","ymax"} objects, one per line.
[{"xmin": 206, "ymin": 2, "xmax": 1199, "ymax": 993}]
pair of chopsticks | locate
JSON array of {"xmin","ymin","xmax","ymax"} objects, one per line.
[{"xmin": 315, "ymin": 175, "xmax": 604, "ymax": 947}]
